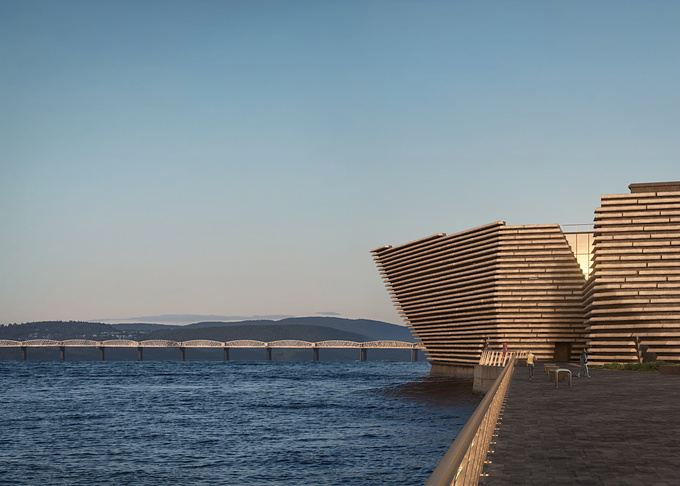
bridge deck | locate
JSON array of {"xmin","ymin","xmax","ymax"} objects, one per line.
[{"xmin": 0, "ymin": 339, "xmax": 424, "ymax": 349}]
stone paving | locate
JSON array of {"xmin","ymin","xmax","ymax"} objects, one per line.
[{"xmin": 478, "ymin": 363, "xmax": 680, "ymax": 486}]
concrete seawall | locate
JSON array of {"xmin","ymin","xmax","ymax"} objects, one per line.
[
  {"xmin": 472, "ymin": 365, "xmax": 504, "ymax": 394},
  {"xmin": 429, "ymin": 362, "xmax": 475, "ymax": 380},
  {"xmin": 429, "ymin": 361, "xmax": 517, "ymax": 395}
]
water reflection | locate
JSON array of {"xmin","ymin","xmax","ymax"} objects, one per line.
[{"xmin": 380, "ymin": 376, "xmax": 481, "ymax": 408}]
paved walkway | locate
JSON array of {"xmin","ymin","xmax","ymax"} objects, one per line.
[{"xmin": 478, "ymin": 363, "xmax": 680, "ymax": 486}]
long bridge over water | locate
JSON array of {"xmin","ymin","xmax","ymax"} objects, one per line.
[{"xmin": 0, "ymin": 339, "xmax": 425, "ymax": 362}]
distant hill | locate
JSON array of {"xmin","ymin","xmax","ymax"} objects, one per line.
[
  {"xmin": 111, "ymin": 323, "xmax": 178, "ymax": 332},
  {"xmin": 0, "ymin": 321, "xmax": 143, "ymax": 341},
  {"xmin": 0, "ymin": 317, "xmax": 414, "ymax": 343},
  {"xmin": 145, "ymin": 324, "xmax": 368, "ymax": 343},
  {"xmin": 185, "ymin": 317, "xmax": 415, "ymax": 342},
  {"xmin": 100, "ymin": 314, "xmax": 295, "ymax": 325}
]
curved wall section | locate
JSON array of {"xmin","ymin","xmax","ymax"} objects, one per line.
[
  {"xmin": 372, "ymin": 222, "xmax": 586, "ymax": 365},
  {"xmin": 373, "ymin": 222, "xmax": 501, "ymax": 365}
]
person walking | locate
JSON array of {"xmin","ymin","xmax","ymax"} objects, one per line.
[
  {"xmin": 527, "ymin": 351, "xmax": 535, "ymax": 381},
  {"xmin": 578, "ymin": 348, "xmax": 591, "ymax": 378}
]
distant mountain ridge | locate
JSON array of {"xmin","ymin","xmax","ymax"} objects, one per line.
[
  {"xmin": 0, "ymin": 317, "xmax": 414, "ymax": 343},
  {"xmin": 98, "ymin": 314, "xmax": 296, "ymax": 325},
  {"xmin": 145, "ymin": 325, "xmax": 369, "ymax": 343},
  {"xmin": 0, "ymin": 321, "xmax": 137, "ymax": 341},
  {"xmin": 183, "ymin": 317, "xmax": 414, "ymax": 342}
]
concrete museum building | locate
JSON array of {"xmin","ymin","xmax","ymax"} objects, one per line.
[{"xmin": 371, "ymin": 181, "xmax": 680, "ymax": 371}]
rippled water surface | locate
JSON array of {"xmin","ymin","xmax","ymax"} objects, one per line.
[{"xmin": 0, "ymin": 361, "xmax": 480, "ymax": 485}]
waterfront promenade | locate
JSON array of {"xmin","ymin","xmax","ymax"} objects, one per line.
[{"xmin": 479, "ymin": 363, "xmax": 680, "ymax": 485}]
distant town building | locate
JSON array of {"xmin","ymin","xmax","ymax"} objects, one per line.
[{"xmin": 372, "ymin": 181, "xmax": 680, "ymax": 370}]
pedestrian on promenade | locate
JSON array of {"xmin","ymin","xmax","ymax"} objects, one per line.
[
  {"xmin": 527, "ymin": 351, "xmax": 535, "ymax": 381},
  {"xmin": 578, "ymin": 348, "xmax": 590, "ymax": 378}
]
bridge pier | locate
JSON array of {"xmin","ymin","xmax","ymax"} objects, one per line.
[
  {"xmin": 21, "ymin": 346, "xmax": 27, "ymax": 361},
  {"xmin": 137, "ymin": 347, "xmax": 143, "ymax": 361},
  {"xmin": 99, "ymin": 346, "xmax": 105, "ymax": 361},
  {"xmin": 180, "ymin": 347, "xmax": 185, "ymax": 361},
  {"xmin": 313, "ymin": 347, "xmax": 319, "ymax": 362},
  {"xmin": 223, "ymin": 347, "xmax": 229, "ymax": 361},
  {"xmin": 266, "ymin": 347, "xmax": 272, "ymax": 361},
  {"xmin": 360, "ymin": 348, "xmax": 367, "ymax": 362},
  {"xmin": 59, "ymin": 346, "xmax": 65, "ymax": 361},
  {"xmin": 411, "ymin": 349, "xmax": 418, "ymax": 362}
]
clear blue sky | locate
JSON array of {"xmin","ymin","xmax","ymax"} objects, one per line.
[{"xmin": 1, "ymin": 0, "xmax": 678, "ymax": 325}]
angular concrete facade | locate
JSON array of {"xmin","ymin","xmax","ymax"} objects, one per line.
[
  {"xmin": 584, "ymin": 182, "xmax": 680, "ymax": 364},
  {"xmin": 373, "ymin": 181, "xmax": 680, "ymax": 368},
  {"xmin": 372, "ymin": 222, "xmax": 587, "ymax": 366}
]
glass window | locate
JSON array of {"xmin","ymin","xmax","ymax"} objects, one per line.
[{"xmin": 563, "ymin": 228, "xmax": 594, "ymax": 279}]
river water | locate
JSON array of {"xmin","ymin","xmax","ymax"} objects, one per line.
[{"xmin": 0, "ymin": 361, "xmax": 480, "ymax": 485}]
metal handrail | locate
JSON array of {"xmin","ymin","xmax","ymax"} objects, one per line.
[
  {"xmin": 478, "ymin": 350, "xmax": 526, "ymax": 366},
  {"xmin": 425, "ymin": 357, "xmax": 516, "ymax": 486}
]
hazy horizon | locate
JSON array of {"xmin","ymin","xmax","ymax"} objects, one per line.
[{"xmin": 2, "ymin": 1, "xmax": 679, "ymax": 325}]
